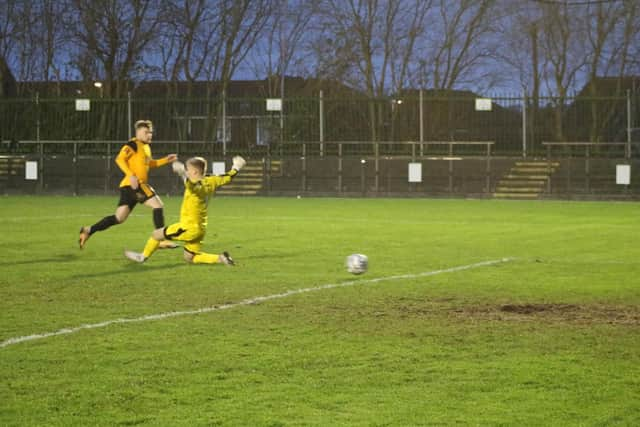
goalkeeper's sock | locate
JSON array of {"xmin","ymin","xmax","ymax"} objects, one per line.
[
  {"xmin": 153, "ymin": 208, "xmax": 164, "ymax": 229},
  {"xmin": 89, "ymin": 215, "xmax": 118, "ymax": 235},
  {"xmin": 192, "ymin": 252, "xmax": 220, "ymax": 264},
  {"xmin": 142, "ymin": 237, "xmax": 161, "ymax": 259}
]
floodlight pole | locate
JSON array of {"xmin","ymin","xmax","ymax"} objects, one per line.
[
  {"xmin": 279, "ymin": 0, "xmax": 286, "ymax": 149},
  {"xmin": 419, "ymin": 89, "xmax": 424, "ymax": 157}
]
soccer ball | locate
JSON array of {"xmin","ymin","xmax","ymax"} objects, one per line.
[{"xmin": 346, "ymin": 254, "xmax": 368, "ymax": 275}]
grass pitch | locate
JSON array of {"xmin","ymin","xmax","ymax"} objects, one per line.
[{"xmin": 1, "ymin": 196, "xmax": 639, "ymax": 426}]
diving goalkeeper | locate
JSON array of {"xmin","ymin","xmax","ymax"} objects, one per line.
[{"xmin": 124, "ymin": 155, "xmax": 246, "ymax": 265}]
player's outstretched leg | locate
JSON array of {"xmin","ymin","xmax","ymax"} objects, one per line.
[
  {"xmin": 124, "ymin": 250, "xmax": 145, "ymax": 263},
  {"xmin": 124, "ymin": 229, "xmax": 164, "ymax": 263},
  {"xmin": 78, "ymin": 226, "xmax": 91, "ymax": 249},
  {"xmin": 190, "ymin": 251, "xmax": 234, "ymax": 265},
  {"xmin": 79, "ymin": 206, "xmax": 130, "ymax": 249},
  {"xmin": 184, "ymin": 249, "xmax": 234, "ymax": 265},
  {"xmin": 220, "ymin": 251, "xmax": 235, "ymax": 266},
  {"xmin": 159, "ymin": 240, "xmax": 179, "ymax": 249}
]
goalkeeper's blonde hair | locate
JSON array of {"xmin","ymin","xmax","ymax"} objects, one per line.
[
  {"xmin": 187, "ymin": 157, "xmax": 207, "ymax": 175},
  {"xmin": 134, "ymin": 119, "xmax": 153, "ymax": 131}
]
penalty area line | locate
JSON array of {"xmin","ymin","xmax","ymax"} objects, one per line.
[{"xmin": 0, "ymin": 257, "xmax": 514, "ymax": 349}]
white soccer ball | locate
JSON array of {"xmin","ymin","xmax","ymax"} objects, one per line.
[{"xmin": 346, "ymin": 254, "xmax": 368, "ymax": 275}]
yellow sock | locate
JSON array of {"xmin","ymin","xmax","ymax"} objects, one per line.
[
  {"xmin": 192, "ymin": 252, "xmax": 219, "ymax": 264},
  {"xmin": 142, "ymin": 237, "xmax": 161, "ymax": 259}
]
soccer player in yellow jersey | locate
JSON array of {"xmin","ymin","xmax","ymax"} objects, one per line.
[
  {"xmin": 124, "ymin": 155, "xmax": 246, "ymax": 265},
  {"xmin": 78, "ymin": 120, "xmax": 177, "ymax": 248}
]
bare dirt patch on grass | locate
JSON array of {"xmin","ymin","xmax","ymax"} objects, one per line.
[
  {"xmin": 451, "ymin": 303, "xmax": 640, "ymax": 325},
  {"xmin": 390, "ymin": 298, "xmax": 640, "ymax": 325}
]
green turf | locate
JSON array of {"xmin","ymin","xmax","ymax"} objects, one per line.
[{"xmin": 1, "ymin": 196, "xmax": 639, "ymax": 426}]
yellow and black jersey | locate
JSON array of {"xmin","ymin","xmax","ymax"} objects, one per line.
[
  {"xmin": 179, "ymin": 169, "xmax": 238, "ymax": 227},
  {"xmin": 115, "ymin": 138, "xmax": 169, "ymax": 189}
]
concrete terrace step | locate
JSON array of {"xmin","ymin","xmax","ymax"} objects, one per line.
[
  {"xmin": 495, "ymin": 160, "xmax": 560, "ymax": 199},
  {"xmin": 234, "ymin": 172, "xmax": 264, "ymax": 177},
  {"xmin": 497, "ymin": 180, "xmax": 546, "ymax": 186},
  {"xmin": 218, "ymin": 184, "xmax": 263, "ymax": 191},
  {"xmin": 494, "ymin": 192, "xmax": 539, "ymax": 199},
  {"xmin": 512, "ymin": 167, "xmax": 557, "ymax": 173},
  {"xmin": 232, "ymin": 177, "xmax": 264, "ymax": 183},
  {"xmin": 515, "ymin": 162, "xmax": 559, "ymax": 167},
  {"xmin": 214, "ymin": 160, "xmax": 281, "ymax": 196},
  {"xmin": 495, "ymin": 187, "xmax": 544, "ymax": 193},
  {"xmin": 503, "ymin": 174, "xmax": 550, "ymax": 180}
]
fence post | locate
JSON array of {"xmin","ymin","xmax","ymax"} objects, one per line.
[
  {"xmin": 522, "ymin": 91, "xmax": 527, "ymax": 158},
  {"xmin": 36, "ymin": 92, "xmax": 44, "ymax": 192},
  {"xmin": 105, "ymin": 142, "xmax": 111, "ymax": 194},
  {"xmin": 361, "ymin": 158, "xmax": 366, "ymax": 196},
  {"xmin": 627, "ymin": 89, "xmax": 632, "ymax": 159},
  {"xmin": 338, "ymin": 143, "xmax": 343, "ymax": 193},
  {"xmin": 486, "ymin": 143, "xmax": 491, "ymax": 195},
  {"xmin": 38, "ymin": 141, "xmax": 44, "ymax": 193},
  {"xmin": 374, "ymin": 142, "xmax": 379, "ymax": 193},
  {"xmin": 127, "ymin": 91, "xmax": 132, "ymax": 137},
  {"xmin": 448, "ymin": 142, "xmax": 453, "ymax": 194},
  {"xmin": 302, "ymin": 142, "xmax": 306, "ymax": 193},
  {"xmin": 319, "ymin": 90, "xmax": 324, "ymax": 157},
  {"xmin": 419, "ymin": 89, "xmax": 424, "ymax": 157},
  {"xmin": 266, "ymin": 143, "xmax": 271, "ymax": 195},
  {"xmin": 566, "ymin": 146, "xmax": 572, "ymax": 198},
  {"xmin": 222, "ymin": 89, "xmax": 227, "ymax": 158},
  {"xmin": 546, "ymin": 144, "xmax": 551, "ymax": 194},
  {"xmin": 73, "ymin": 142, "xmax": 78, "ymax": 196},
  {"xmin": 36, "ymin": 91, "xmax": 40, "ymax": 144}
]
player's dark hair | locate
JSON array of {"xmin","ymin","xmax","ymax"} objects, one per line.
[{"xmin": 187, "ymin": 157, "xmax": 207, "ymax": 175}]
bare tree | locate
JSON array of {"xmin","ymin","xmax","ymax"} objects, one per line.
[
  {"xmin": 582, "ymin": 0, "xmax": 640, "ymax": 142},
  {"xmin": 247, "ymin": 0, "xmax": 318, "ymax": 95},
  {"xmin": 537, "ymin": 2, "xmax": 588, "ymax": 142},
  {"xmin": 0, "ymin": 1, "xmax": 41, "ymax": 94},
  {"xmin": 417, "ymin": 0, "xmax": 496, "ymax": 91},
  {"xmin": 71, "ymin": 0, "xmax": 165, "ymax": 98},
  {"xmin": 156, "ymin": 0, "xmax": 274, "ymax": 142},
  {"xmin": 312, "ymin": 0, "xmax": 430, "ymax": 143}
]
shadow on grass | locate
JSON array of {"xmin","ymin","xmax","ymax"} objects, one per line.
[
  {"xmin": 70, "ymin": 262, "xmax": 187, "ymax": 279},
  {"xmin": 0, "ymin": 253, "xmax": 80, "ymax": 267}
]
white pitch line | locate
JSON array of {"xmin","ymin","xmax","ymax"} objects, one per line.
[{"xmin": 0, "ymin": 258, "xmax": 514, "ymax": 349}]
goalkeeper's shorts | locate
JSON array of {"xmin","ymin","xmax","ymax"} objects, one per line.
[
  {"xmin": 118, "ymin": 183, "xmax": 156, "ymax": 209},
  {"xmin": 164, "ymin": 222, "xmax": 204, "ymax": 254}
]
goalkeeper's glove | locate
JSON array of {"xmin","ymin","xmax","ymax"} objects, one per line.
[
  {"xmin": 172, "ymin": 160, "xmax": 186, "ymax": 177},
  {"xmin": 232, "ymin": 155, "xmax": 246, "ymax": 172}
]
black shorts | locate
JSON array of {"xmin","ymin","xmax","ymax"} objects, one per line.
[{"xmin": 118, "ymin": 184, "xmax": 156, "ymax": 210}]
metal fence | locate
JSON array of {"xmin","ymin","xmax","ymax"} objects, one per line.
[
  {"xmin": 1, "ymin": 139, "xmax": 638, "ymax": 199},
  {"xmin": 1, "ymin": 91, "xmax": 638, "ymax": 157}
]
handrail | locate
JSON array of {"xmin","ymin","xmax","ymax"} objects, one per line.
[
  {"xmin": 12, "ymin": 139, "xmax": 495, "ymax": 146},
  {"xmin": 542, "ymin": 141, "xmax": 638, "ymax": 146}
]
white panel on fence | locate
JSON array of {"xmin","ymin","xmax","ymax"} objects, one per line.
[
  {"xmin": 266, "ymin": 98, "xmax": 282, "ymax": 111},
  {"xmin": 475, "ymin": 98, "xmax": 492, "ymax": 111},
  {"xmin": 212, "ymin": 162, "xmax": 226, "ymax": 176},
  {"xmin": 25, "ymin": 161, "xmax": 38, "ymax": 180},
  {"xmin": 616, "ymin": 165, "xmax": 630, "ymax": 185},
  {"xmin": 408, "ymin": 162, "xmax": 422, "ymax": 183},
  {"xmin": 75, "ymin": 99, "xmax": 91, "ymax": 111}
]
